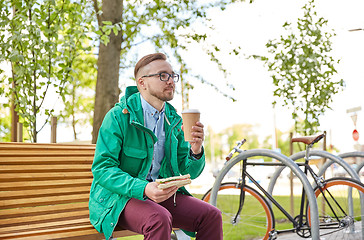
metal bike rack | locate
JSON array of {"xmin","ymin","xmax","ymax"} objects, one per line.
[
  {"xmin": 267, "ymin": 150, "xmax": 364, "ymax": 239},
  {"xmin": 209, "ymin": 149, "xmax": 320, "ymax": 240},
  {"xmin": 356, "ymin": 161, "xmax": 364, "ymax": 175},
  {"xmin": 318, "ymin": 151, "xmax": 364, "ymax": 176},
  {"xmin": 320, "ymin": 151, "xmax": 364, "ymax": 238},
  {"xmin": 268, "ymin": 150, "xmax": 361, "ymax": 192}
]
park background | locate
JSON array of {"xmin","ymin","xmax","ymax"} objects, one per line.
[
  {"xmin": 1, "ymin": 0, "xmax": 363, "ymax": 175},
  {"xmin": 29, "ymin": 0, "xmax": 363, "ymax": 152},
  {"xmin": 1, "ymin": 1, "xmax": 364, "ymax": 239}
]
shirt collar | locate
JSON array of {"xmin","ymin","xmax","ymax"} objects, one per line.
[{"xmin": 140, "ymin": 95, "xmax": 165, "ymax": 118}]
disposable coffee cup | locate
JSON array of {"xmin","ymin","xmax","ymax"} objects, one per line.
[{"xmin": 181, "ymin": 109, "xmax": 200, "ymax": 142}]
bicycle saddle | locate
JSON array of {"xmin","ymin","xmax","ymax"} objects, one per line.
[{"xmin": 291, "ymin": 133, "xmax": 325, "ymax": 145}]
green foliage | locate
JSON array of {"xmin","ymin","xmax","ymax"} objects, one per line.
[
  {"xmin": 58, "ymin": 52, "xmax": 97, "ymax": 140},
  {"xmin": 205, "ymin": 124, "xmax": 267, "ymax": 162},
  {"xmin": 95, "ymin": 0, "xmax": 249, "ymax": 102},
  {"xmin": 257, "ymin": 0, "xmax": 344, "ymax": 135},
  {"xmin": 224, "ymin": 124, "xmax": 260, "ymax": 150},
  {"xmin": 204, "ymin": 126, "xmax": 224, "ymax": 162},
  {"xmin": 205, "ymin": 124, "xmax": 307, "ymax": 163},
  {"xmin": 0, "ymin": 106, "xmax": 11, "ymax": 141},
  {"xmin": 275, "ymin": 129, "xmax": 303, "ymax": 156},
  {"xmin": 1, "ymin": 0, "xmax": 252, "ymax": 142},
  {"xmin": 0, "ymin": 0, "xmax": 94, "ymax": 142}
]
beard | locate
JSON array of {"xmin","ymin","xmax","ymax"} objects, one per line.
[{"xmin": 149, "ymin": 86, "xmax": 175, "ymax": 102}]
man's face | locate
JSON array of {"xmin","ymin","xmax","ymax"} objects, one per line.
[{"xmin": 139, "ymin": 59, "xmax": 175, "ymax": 103}]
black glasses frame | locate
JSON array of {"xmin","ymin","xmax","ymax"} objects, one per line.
[{"xmin": 141, "ymin": 72, "xmax": 179, "ymax": 82}]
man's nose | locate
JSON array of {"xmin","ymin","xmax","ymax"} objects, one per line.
[{"xmin": 166, "ymin": 77, "xmax": 175, "ymax": 84}]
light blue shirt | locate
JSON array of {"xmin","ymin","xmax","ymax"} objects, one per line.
[{"xmin": 140, "ymin": 95, "xmax": 165, "ymax": 181}]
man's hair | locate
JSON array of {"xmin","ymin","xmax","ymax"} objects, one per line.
[{"xmin": 134, "ymin": 53, "xmax": 167, "ymax": 79}]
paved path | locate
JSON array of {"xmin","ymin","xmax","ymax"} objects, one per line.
[
  {"xmin": 277, "ymin": 232, "xmax": 362, "ymax": 240},
  {"xmin": 274, "ymin": 221, "xmax": 362, "ymax": 240}
]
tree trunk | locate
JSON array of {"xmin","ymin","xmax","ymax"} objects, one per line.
[
  {"xmin": 10, "ymin": 5, "xmax": 19, "ymax": 142},
  {"xmin": 10, "ymin": 81, "xmax": 19, "ymax": 142},
  {"xmin": 92, "ymin": 0, "xmax": 123, "ymax": 143},
  {"xmin": 72, "ymin": 84, "xmax": 77, "ymax": 140}
]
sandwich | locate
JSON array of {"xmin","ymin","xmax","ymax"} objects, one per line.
[{"xmin": 156, "ymin": 174, "xmax": 191, "ymax": 189}]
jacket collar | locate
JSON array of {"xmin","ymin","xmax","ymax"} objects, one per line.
[{"xmin": 120, "ymin": 86, "xmax": 180, "ymax": 127}]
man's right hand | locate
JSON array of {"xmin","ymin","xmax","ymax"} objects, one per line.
[{"xmin": 144, "ymin": 182, "xmax": 178, "ymax": 203}]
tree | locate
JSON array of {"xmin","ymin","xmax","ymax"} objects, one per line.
[
  {"xmin": 58, "ymin": 52, "xmax": 97, "ymax": 140},
  {"xmin": 0, "ymin": 107, "xmax": 11, "ymax": 141},
  {"xmin": 274, "ymin": 129, "xmax": 303, "ymax": 156},
  {"xmin": 224, "ymin": 124, "xmax": 261, "ymax": 150},
  {"xmin": 204, "ymin": 123, "xmax": 266, "ymax": 163},
  {"xmin": 91, "ymin": 0, "xmax": 122, "ymax": 143},
  {"xmin": 256, "ymin": 0, "xmax": 344, "ymax": 135},
  {"xmin": 91, "ymin": 0, "xmax": 250, "ymax": 143},
  {"xmin": 0, "ymin": 0, "xmax": 93, "ymax": 142}
]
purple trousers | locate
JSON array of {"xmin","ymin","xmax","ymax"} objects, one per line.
[{"xmin": 117, "ymin": 192, "xmax": 223, "ymax": 240}]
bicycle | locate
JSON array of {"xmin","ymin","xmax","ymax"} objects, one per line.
[{"xmin": 202, "ymin": 133, "xmax": 364, "ymax": 240}]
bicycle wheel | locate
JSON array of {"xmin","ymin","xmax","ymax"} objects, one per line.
[
  {"xmin": 307, "ymin": 177, "xmax": 364, "ymax": 239},
  {"xmin": 202, "ymin": 182, "xmax": 275, "ymax": 240}
]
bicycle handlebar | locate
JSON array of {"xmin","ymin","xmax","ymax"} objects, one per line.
[{"xmin": 226, "ymin": 139, "xmax": 246, "ymax": 161}]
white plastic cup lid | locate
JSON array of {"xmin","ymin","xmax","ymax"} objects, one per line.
[{"xmin": 181, "ymin": 109, "xmax": 200, "ymax": 113}]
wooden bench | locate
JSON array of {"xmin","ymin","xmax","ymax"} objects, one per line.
[{"xmin": 0, "ymin": 142, "xmax": 137, "ymax": 240}]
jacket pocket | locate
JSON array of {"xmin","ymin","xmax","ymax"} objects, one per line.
[
  {"xmin": 120, "ymin": 146, "xmax": 148, "ymax": 177},
  {"xmin": 89, "ymin": 183, "xmax": 118, "ymax": 231}
]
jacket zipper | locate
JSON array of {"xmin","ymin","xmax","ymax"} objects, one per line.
[
  {"xmin": 168, "ymin": 118, "xmax": 181, "ymax": 177},
  {"xmin": 169, "ymin": 118, "xmax": 181, "ymax": 207},
  {"xmin": 133, "ymin": 117, "xmax": 181, "ymax": 207}
]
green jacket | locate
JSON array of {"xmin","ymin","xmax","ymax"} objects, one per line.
[{"xmin": 89, "ymin": 86, "xmax": 205, "ymax": 239}]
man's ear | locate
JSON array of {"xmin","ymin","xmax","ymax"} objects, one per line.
[{"xmin": 138, "ymin": 77, "xmax": 146, "ymax": 90}]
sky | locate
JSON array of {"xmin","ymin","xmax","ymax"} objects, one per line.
[
  {"xmin": 34, "ymin": 0, "xmax": 364, "ymax": 153},
  {"xmin": 174, "ymin": 0, "xmax": 364, "ymax": 153}
]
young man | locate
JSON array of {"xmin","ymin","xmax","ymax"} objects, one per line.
[{"xmin": 89, "ymin": 53, "xmax": 223, "ymax": 240}]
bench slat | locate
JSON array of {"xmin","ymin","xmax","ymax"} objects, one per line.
[
  {"xmin": 1, "ymin": 222, "xmax": 135, "ymax": 240},
  {"xmin": 0, "ymin": 149, "xmax": 95, "ymax": 155},
  {"xmin": 0, "ymin": 156, "xmax": 93, "ymax": 164},
  {"xmin": 0, "ymin": 186, "xmax": 90, "ymax": 199},
  {"xmin": 0, "ymin": 208, "xmax": 89, "ymax": 227},
  {"xmin": 0, "ymin": 192, "xmax": 90, "ymax": 209},
  {"xmin": 0, "ymin": 219, "xmax": 98, "ymax": 239},
  {"xmin": 0, "ymin": 164, "xmax": 91, "ymax": 171},
  {"xmin": 0, "ymin": 172, "xmax": 92, "ymax": 182},
  {"xmin": 0, "ymin": 222, "xmax": 136, "ymax": 240},
  {"xmin": 0, "ymin": 179, "xmax": 92, "ymax": 191},
  {"xmin": 0, "ymin": 142, "xmax": 96, "ymax": 150},
  {"xmin": 0, "ymin": 202, "xmax": 88, "ymax": 219},
  {"xmin": 0, "ymin": 191, "xmax": 90, "ymax": 205}
]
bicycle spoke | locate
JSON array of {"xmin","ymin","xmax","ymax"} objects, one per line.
[
  {"xmin": 203, "ymin": 183, "xmax": 274, "ymax": 240},
  {"xmin": 308, "ymin": 177, "xmax": 364, "ymax": 240}
]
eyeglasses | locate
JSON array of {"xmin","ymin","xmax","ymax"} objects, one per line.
[{"xmin": 141, "ymin": 72, "xmax": 180, "ymax": 82}]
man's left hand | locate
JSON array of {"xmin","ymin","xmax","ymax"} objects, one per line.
[{"xmin": 189, "ymin": 121, "xmax": 204, "ymax": 155}]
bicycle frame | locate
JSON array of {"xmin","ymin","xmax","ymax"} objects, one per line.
[{"xmin": 237, "ymin": 159, "xmax": 310, "ymax": 234}]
